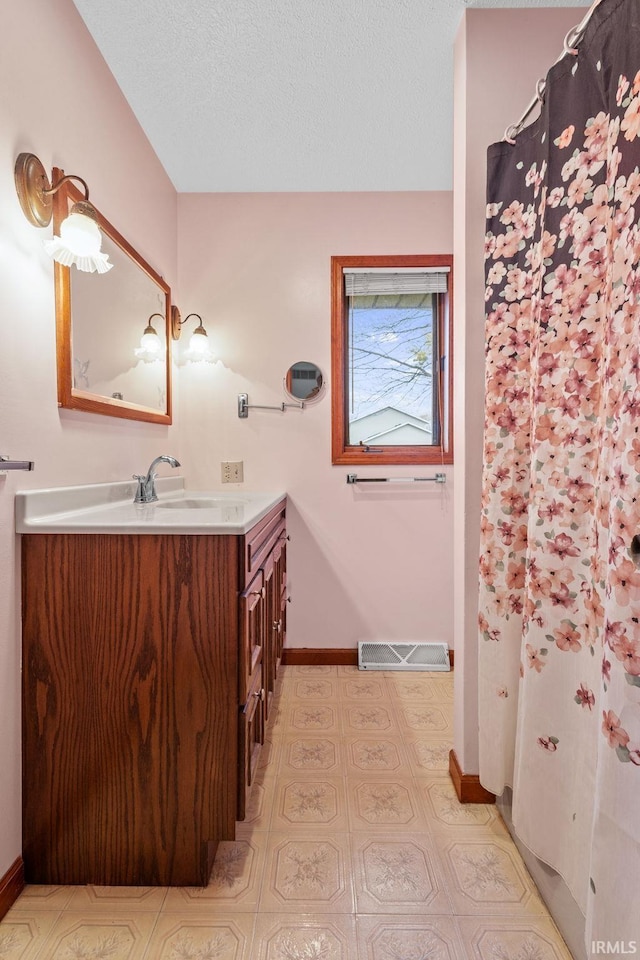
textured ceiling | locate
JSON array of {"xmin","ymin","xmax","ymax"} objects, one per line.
[{"xmin": 71, "ymin": 0, "xmax": 589, "ymax": 192}]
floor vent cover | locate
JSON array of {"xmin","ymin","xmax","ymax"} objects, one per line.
[{"xmin": 358, "ymin": 641, "xmax": 450, "ymax": 672}]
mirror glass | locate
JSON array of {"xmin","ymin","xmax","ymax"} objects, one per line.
[
  {"xmin": 53, "ymin": 171, "xmax": 172, "ymax": 424},
  {"xmin": 285, "ymin": 361, "xmax": 323, "ymax": 402}
]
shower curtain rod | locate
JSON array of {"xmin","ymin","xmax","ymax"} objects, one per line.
[{"xmin": 503, "ymin": 0, "xmax": 605, "ymax": 143}]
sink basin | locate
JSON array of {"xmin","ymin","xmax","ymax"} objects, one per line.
[{"xmin": 156, "ymin": 498, "xmax": 246, "ymax": 510}]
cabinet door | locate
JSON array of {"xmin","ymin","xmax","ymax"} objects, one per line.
[
  {"xmin": 263, "ymin": 551, "xmax": 276, "ymax": 719},
  {"xmin": 238, "ymin": 667, "xmax": 265, "ymax": 821},
  {"xmin": 239, "ymin": 570, "xmax": 265, "ymax": 703},
  {"xmin": 273, "ymin": 534, "xmax": 288, "ymax": 669}
]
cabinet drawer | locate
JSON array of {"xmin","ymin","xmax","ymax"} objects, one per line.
[{"xmin": 243, "ymin": 500, "xmax": 287, "ymax": 586}]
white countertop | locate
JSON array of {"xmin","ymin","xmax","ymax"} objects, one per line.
[{"xmin": 15, "ymin": 478, "xmax": 286, "ymax": 535}]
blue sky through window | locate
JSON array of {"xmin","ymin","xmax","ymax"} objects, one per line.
[{"xmin": 348, "ymin": 299, "xmax": 434, "ymax": 429}]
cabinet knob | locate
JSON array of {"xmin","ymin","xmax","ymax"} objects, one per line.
[
  {"xmin": 273, "ymin": 619, "xmax": 282, "ymax": 631},
  {"xmin": 280, "ymin": 533, "xmax": 290, "ymax": 541},
  {"xmin": 253, "ymin": 688, "xmax": 265, "ymax": 702},
  {"xmin": 250, "ymin": 587, "xmax": 266, "ymax": 599}
]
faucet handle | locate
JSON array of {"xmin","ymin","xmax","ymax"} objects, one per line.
[{"xmin": 132, "ymin": 475, "xmax": 146, "ymax": 503}]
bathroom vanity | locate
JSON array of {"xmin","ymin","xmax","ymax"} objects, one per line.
[{"xmin": 16, "ymin": 481, "xmax": 286, "ymax": 886}]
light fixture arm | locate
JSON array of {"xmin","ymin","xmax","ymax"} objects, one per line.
[
  {"xmin": 42, "ymin": 172, "xmax": 90, "ymax": 203},
  {"xmin": 144, "ymin": 312, "xmax": 165, "ymax": 334}
]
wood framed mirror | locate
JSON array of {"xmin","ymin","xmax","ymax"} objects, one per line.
[{"xmin": 52, "ymin": 169, "xmax": 172, "ymax": 424}]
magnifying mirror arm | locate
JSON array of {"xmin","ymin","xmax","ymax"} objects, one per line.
[{"xmin": 238, "ymin": 394, "xmax": 304, "ymax": 418}]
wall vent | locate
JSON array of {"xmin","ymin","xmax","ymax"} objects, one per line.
[{"xmin": 358, "ymin": 641, "xmax": 450, "ymax": 672}]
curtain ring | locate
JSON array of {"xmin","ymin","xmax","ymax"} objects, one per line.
[{"xmin": 563, "ymin": 25, "xmax": 581, "ymax": 56}]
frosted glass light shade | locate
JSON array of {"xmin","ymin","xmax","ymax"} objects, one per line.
[
  {"xmin": 135, "ymin": 327, "xmax": 165, "ymax": 362},
  {"xmin": 184, "ymin": 327, "xmax": 214, "ymax": 362},
  {"xmin": 44, "ymin": 206, "xmax": 113, "ymax": 274}
]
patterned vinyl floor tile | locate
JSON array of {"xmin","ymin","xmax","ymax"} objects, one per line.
[
  {"xmin": 251, "ymin": 913, "xmax": 357, "ymax": 960},
  {"xmin": 342, "ymin": 704, "xmax": 400, "ymax": 736},
  {"xmin": 285, "ymin": 703, "xmax": 342, "ymax": 736},
  {"xmin": 404, "ymin": 737, "xmax": 453, "ymax": 774},
  {"xmin": 34, "ymin": 912, "xmax": 159, "ymax": 960},
  {"xmin": 356, "ymin": 914, "xmax": 465, "ymax": 960},
  {"xmin": 287, "ymin": 665, "xmax": 337, "ymax": 677},
  {"xmin": 65, "ymin": 885, "xmax": 168, "ymax": 913},
  {"xmin": 8, "ymin": 886, "xmax": 76, "ymax": 913},
  {"xmin": 0, "ymin": 912, "xmax": 60, "ymax": 960},
  {"xmin": 433, "ymin": 832, "xmax": 549, "ymax": 917},
  {"xmin": 270, "ymin": 776, "xmax": 349, "ymax": 832},
  {"xmin": 342, "ymin": 734, "xmax": 412, "ymax": 777},
  {"xmin": 235, "ymin": 776, "xmax": 276, "ymax": 836},
  {"xmin": 351, "ymin": 832, "xmax": 451, "ymax": 916},
  {"xmin": 143, "ymin": 913, "xmax": 255, "ymax": 960},
  {"xmin": 418, "ymin": 779, "xmax": 503, "ymax": 833},
  {"xmin": 346, "ymin": 779, "xmax": 427, "ymax": 833},
  {"xmin": 163, "ymin": 837, "xmax": 267, "ymax": 914},
  {"xmin": 386, "ymin": 676, "xmax": 441, "ymax": 702},
  {"xmin": 455, "ymin": 916, "xmax": 575, "ymax": 960},
  {"xmin": 395, "ymin": 703, "xmax": 453, "ymax": 736},
  {"xmin": 278, "ymin": 735, "xmax": 344, "ymax": 777},
  {"xmin": 337, "ymin": 677, "xmax": 388, "ymax": 702},
  {"xmin": 258, "ymin": 833, "xmax": 355, "ymax": 915},
  {"xmin": 289, "ymin": 678, "xmax": 339, "ymax": 701}
]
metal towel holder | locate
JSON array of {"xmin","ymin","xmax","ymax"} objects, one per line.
[
  {"xmin": 0, "ymin": 455, "xmax": 34, "ymax": 472},
  {"xmin": 346, "ymin": 473, "xmax": 446, "ymax": 485}
]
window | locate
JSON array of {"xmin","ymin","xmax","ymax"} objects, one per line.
[{"xmin": 331, "ymin": 255, "xmax": 453, "ymax": 465}]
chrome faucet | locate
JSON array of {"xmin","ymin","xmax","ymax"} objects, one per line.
[{"xmin": 133, "ymin": 455, "xmax": 181, "ymax": 504}]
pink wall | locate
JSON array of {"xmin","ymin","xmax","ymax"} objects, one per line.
[
  {"xmin": 0, "ymin": 0, "xmax": 178, "ymax": 880},
  {"xmin": 177, "ymin": 192, "xmax": 454, "ymax": 652},
  {"xmin": 452, "ymin": 7, "xmax": 587, "ymax": 774}
]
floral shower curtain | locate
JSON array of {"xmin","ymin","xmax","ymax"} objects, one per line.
[{"xmin": 479, "ymin": 0, "xmax": 640, "ymax": 946}]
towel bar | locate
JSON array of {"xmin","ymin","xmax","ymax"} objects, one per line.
[
  {"xmin": 0, "ymin": 455, "xmax": 34, "ymax": 472},
  {"xmin": 346, "ymin": 473, "xmax": 445, "ymax": 485}
]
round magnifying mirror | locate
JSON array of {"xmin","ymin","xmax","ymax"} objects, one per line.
[{"xmin": 285, "ymin": 361, "xmax": 324, "ymax": 402}]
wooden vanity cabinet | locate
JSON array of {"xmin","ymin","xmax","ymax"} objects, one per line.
[{"xmin": 21, "ymin": 497, "xmax": 286, "ymax": 887}]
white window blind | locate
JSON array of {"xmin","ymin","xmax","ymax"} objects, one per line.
[{"xmin": 343, "ymin": 268, "xmax": 449, "ymax": 296}]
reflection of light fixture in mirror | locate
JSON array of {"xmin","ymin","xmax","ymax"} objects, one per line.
[
  {"xmin": 171, "ymin": 308, "xmax": 214, "ymax": 362},
  {"xmin": 14, "ymin": 153, "xmax": 113, "ymax": 274},
  {"xmin": 135, "ymin": 313, "xmax": 166, "ymax": 362}
]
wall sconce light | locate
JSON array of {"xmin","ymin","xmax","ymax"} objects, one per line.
[
  {"xmin": 171, "ymin": 308, "xmax": 214, "ymax": 362},
  {"xmin": 134, "ymin": 313, "xmax": 166, "ymax": 362},
  {"xmin": 14, "ymin": 152, "xmax": 113, "ymax": 274}
]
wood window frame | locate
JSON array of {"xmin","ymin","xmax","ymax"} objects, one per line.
[{"xmin": 331, "ymin": 254, "xmax": 454, "ymax": 466}]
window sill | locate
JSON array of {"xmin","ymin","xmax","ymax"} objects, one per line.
[{"xmin": 332, "ymin": 448, "xmax": 454, "ymax": 467}]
